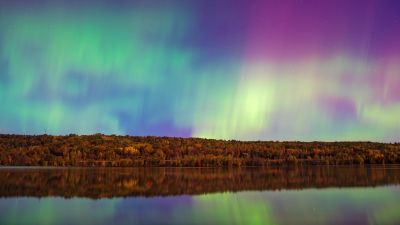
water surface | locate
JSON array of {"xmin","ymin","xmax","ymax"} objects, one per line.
[{"xmin": 0, "ymin": 166, "xmax": 399, "ymax": 225}]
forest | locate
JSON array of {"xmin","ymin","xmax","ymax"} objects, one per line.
[{"xmin": 0, "ymin": 134, "xmax": 399, "ymax": 167}]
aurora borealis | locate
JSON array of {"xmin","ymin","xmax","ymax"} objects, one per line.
[{"xmin": 1, "ymin": 0, "xmax": 399, "ymax": 141}]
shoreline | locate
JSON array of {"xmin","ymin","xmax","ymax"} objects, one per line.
[{"xmin": 1, "ymin": 134, "xmax": 399, "ymax": 167}]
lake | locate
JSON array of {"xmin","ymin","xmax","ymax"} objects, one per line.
[{"xmin": 0, "ymin": 166, "xmax": 399, "ymax": 225}]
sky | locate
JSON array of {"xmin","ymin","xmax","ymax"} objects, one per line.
[{"xmin": 0, "ymin": 0, "xmax": 399, "ymax": 141}]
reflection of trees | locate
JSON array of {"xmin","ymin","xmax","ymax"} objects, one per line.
[{"xmin": 0, "ymin": 166, "xmax": 399, "ymax": 199}]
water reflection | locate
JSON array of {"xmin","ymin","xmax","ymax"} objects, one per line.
[
  {"xmin": 0, "ymin": 166, "xmax": 399, "ymax": 198},
  {"xmin": 0, "ymin": 166, "xmax": 399, "ymax": 225}
]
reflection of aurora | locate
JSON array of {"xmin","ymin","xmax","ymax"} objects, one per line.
[
  {"xmin": 192, "ymin": 188, "xmax": 400, "ymax": 225},
  {"xmin": 0, "ymin": 187, "xmax": 399, "ymax": 225}
]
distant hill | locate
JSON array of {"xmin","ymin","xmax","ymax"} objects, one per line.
[{"xmin": 0, "ymin": 134, "xmax": 399, "ymax": 166}]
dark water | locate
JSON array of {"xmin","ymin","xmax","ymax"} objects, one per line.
[{"xmin": 0, "ymin": 166, "xmax": 399, "ymax": 225}]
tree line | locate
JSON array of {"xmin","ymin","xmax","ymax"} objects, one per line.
[{"xmin": 0, "ymin": 134, "xmax": 399, "ymax": 167}]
